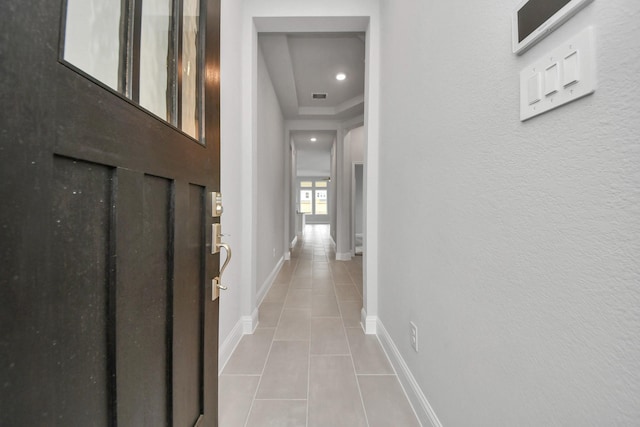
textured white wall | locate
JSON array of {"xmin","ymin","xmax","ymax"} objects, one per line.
[
  {"xmin": 378, "ymin": 0, "xmax": 640, "ymax": 425},
  {"xmin": 256, "ymin": 46, "xmax": 286, "ymax": 289}
]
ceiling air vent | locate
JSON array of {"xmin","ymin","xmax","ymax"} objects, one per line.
[{"xmin": 312, "ymin": 93, "xmax": 327, "ymax": 100}]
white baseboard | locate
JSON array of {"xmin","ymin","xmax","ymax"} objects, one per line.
[
  {"xmin": 336, "ymin": 252, "xmax": 352, "ymax": 261},
  {"xmin": 284, "ymin": 251, "xmax": 291, "ymax": 261},
  {"xmin": 376, "ymin": 320, "xmax": 443, "ymax": 427},
  {"xmin": 218, "ymin": 259, "xmax": 284, "ymax": 376},
  {"xmin": 361, "ymin": 308, "xmax": 377, "ymax": 335},
  {"xmin": 256, "ymin": 256, "xmax": 284, "ymax": 305},
  {"xmin": 242, "ymin": 308, "xmax": 259, "ymax": 334},
  {"xmin": 218, "ymin": 319, "xmax": 244, "ymax": 375},
  {"xmin": 219, "ymin": 307, "xmax": 260, "ymax": 374}
]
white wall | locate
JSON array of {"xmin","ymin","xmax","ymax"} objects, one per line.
[
  {"xmin": 256, "ymin": 46, "xmax": 286, "ymax": 294},
  {"xmin": 296, "ymin": 149, "xmax": 331, "ymax": 177},
  {"xmin": 378, "ymin": 0, "xmax": 640, "ymax": 425},
  {"xmin": 219, "ymin": 0, "xmax": 245, "ymax": 366}
]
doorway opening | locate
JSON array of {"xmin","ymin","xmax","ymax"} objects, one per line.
[{"xmin": 241, "ymin": 14, "xmax": 380, "ymax": 336}]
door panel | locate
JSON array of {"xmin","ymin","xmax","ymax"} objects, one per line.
[
  {"xmin": 116, "ymin": 172, "xmax": 173, "ymax": 426},
  {"xmin": 51, "ymin": 156, "xmax": 114, "ymax": 425},
  {"xmin": 0, "ymin": 0, "xmax": 221, "ymax": 425},
  {"xmin": 173, "ymin": 182, "xmax": 206, "ymax": 426}
]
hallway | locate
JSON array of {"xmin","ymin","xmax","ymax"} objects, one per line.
[{"xmin": 219, "ymin": 225, "xmax": 420, "ymax": 427}]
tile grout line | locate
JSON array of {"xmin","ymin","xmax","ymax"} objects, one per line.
[
  {"xmin": 306, "ymin": 322, "xmax": 311, "ymax": 427},
  {"xmin": 330, "ymin": 237, "xmax": 371, "ymax": 427},
  {"xmin": 306, "ymin": 238, "xmax": 312, "ymax": 427},
  {"xmin": 339, "ymin": 292, "xmax": 371, "ymax": 427},
  {"xmin": 242, "ymin": 257, "xmax": 298, "ymax": 427},
  {"xmin": 252, "ymin": 398, "xmax": 308, "ymax": 401},
  {"xmin": 307, "ymin": 228, "xmax": 332, "ymax": 427},
  {"xmin": 296, "ymin": 234, "xmax": 315, "ymax": 427},
  {"xmin": 345, "ymin": 260, "xmax": 363, "ymax": 298}
]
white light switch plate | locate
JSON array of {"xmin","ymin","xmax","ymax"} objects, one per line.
[{"xmin": 520, "ymin": 26, "xmax": 596, "ymax": 121}]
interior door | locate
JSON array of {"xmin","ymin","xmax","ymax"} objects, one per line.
[{"xmin": 0, "ymin": 0, "xmax": 221, "ymax": 425}]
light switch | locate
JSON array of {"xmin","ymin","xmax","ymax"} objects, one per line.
[
  {"xmin": 520, "ymin": 27, "xmax": 596, "ymax": 121},
  {"xmin": 563, "ymin": 50, "xmax": 580, "ymax": 87},
  {"xmin": 527, "ymin": 73, "xmax": 542, "ymax": 105},
  {"xmin": 545, "ymin": 63, "xmax": 559, "ymax": 96}
]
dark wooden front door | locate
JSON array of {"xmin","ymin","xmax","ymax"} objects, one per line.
[{"xmin": 0, "ymin": 1, "xmax": 221, "ymax": 426}]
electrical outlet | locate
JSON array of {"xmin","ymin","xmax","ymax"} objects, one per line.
[
  {"xmin": 410, "ymin": 321, "xmax": 418, "ymax": 352},
  {"xmin": 273, "ymin": 248, "xmax": 276, "ymax": 257}
]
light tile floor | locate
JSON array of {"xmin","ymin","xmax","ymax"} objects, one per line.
[{"xmin": 219, "ymin": 224, "xmax": 421, "ymax": 427}]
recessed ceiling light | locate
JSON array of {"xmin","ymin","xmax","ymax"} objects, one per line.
[
  {"xmin": 336, "ymin": 73, "xmax": 346, "ymax": 81},
  {"xmin": 310, "ymin": 137, "xmax": 317, "ymax": 142}
]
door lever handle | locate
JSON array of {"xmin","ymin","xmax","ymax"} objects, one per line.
[
  {"xmin": 216, "ymin": 242, "xmax": 232, "ymax": 278},
  {"xmin": 213, "ymin": 277, "xmax": 227, "ymax": 299},
  {"xmin": 212, "ymin": 243, "xmax": 231, "ymax": 300},
  {"xmin": 212, "ymin": 224, "xmax": 232, "ymax": 300}
]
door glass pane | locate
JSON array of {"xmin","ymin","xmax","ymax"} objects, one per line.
[
  {"xmin": 181, "ymin": 0, "xmax": 201, "ymax": 139},
  {"xmin": 315, "ymin": 181, "xmax": 328, "ymax": 188},
  {"xmin": 300, "ymin": 190, "xmax": 313, "ymax": 214},
  {"xmin": 315, "ymin": 190, "xmax": 327, "ymax": 215},
  {"xmin": 300, "ymin": 181, "xmax": 312, "ymax": 188},
  {"xmin": 140, "ymin": 0, "xmax": 172, "ymax": 120},
  {"xmin": 62, "ymin": 0, "xmax": 208, "ymax": 143},
  {"xmin": 63, "ymin": 0, "xmax": 122, "ymax": 91}
]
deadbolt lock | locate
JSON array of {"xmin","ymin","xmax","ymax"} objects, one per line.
[{"xmin": 211, "ymin": 192, "xmax": 223, "ymax": 217}]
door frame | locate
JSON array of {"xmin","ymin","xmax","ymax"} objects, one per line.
[{"xmin": 232, "ymin": 10, "xmax": 381, "ymax": 339}]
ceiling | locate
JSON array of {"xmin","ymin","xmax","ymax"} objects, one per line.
[
  {"xmin": 259, "ymin": 32, "xmax": 365, "ymax": 121},
  {"xmin": 258, "ymin": 32, "xmax": 365, "ymax": 176}
]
